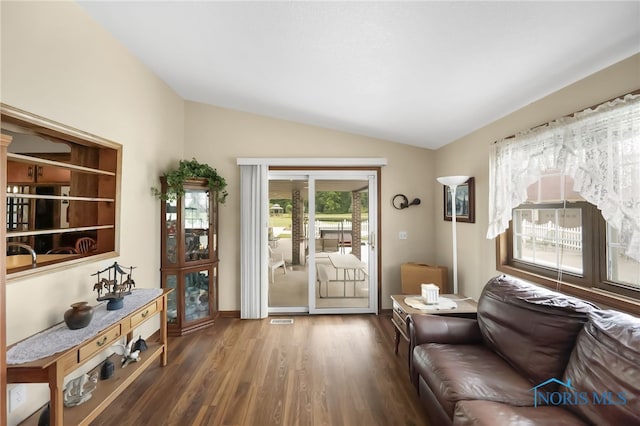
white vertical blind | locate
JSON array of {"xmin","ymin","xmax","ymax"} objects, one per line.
[
  {"xmin": 487, "ymin": 94, "xmax": 640, "ymax": 262},
  {"xmin": 239, "ymin": 164, "xmax": 269, "ymax": 318}
]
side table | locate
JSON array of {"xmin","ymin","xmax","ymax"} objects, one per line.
[{"xmin": 391, "ymin": 294, "xmax": 478, "ymax": 354}]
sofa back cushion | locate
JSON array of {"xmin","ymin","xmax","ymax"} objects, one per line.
[
  {"xmin": 563, "ymin": 310, "xmax": 640, "ymax": 425},
  {"xmin": 477, "ymin": 275, "xmax": 597, "ymax": 386}
]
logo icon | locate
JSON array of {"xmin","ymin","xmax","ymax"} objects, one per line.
[
  {"xmin": 529, "ymin": 377, "xmax": 627, "ymax": 408},
  {"xmin": 529, "ymin": 378, "xmax": 576, "ymax": 407}
]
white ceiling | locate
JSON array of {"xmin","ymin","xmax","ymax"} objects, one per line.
[{"xmin": 78, "ymin": 1, "xmax": 640, "ymax": 150}]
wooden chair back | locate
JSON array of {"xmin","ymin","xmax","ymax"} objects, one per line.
[{"xmin": 75, "ymin": 237, "xmax": 97, "ymax": 254}]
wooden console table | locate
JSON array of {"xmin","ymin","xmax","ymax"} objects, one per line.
[
  {"xmin": 391, "ymin": 294, "xmax": 478, "ymax": 354},
  {"xmin": 7, "ymin": 289, "xmax": 171, "ymax": 426}
]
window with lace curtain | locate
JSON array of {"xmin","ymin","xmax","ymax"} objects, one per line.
[
  {"xmin": 507, "ymin": 170, "xmax": 639, "ymax": 300},
  {"xmin": 489, "ymin": 93, "xmax": 640, "ymax": 310}
]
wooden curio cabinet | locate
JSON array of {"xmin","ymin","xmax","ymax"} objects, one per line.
[{"xmin": 160, "ymin": 178, "xmax": 218, "ymax": 336}]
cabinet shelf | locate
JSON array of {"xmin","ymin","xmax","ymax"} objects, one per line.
[{"xmin": 19, "ymin": 343, "xmax": 164, "ymax": 426}]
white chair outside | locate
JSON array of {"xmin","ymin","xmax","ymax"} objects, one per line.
[{"xmin": 269, "ymin": 246, "xmax": 287, "ymax": 283}]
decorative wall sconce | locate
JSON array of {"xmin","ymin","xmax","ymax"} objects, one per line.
[{"xmin": 392, "ymin": 194, "xmax": 421, "ymax": 210}]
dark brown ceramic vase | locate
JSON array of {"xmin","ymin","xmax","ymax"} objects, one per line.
[{"xmin": 64, "ymin": 302, "xmax": 94, "ymax": 330}]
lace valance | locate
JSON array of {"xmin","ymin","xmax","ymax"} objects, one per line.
[{"xmin": 487, "ymin": 93, "xmax": 640, "ymax": 262}]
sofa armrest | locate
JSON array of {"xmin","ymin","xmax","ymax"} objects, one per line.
[
  {"xmin": 408, "ymin": 314, "xmax": 483, "ymax": 346},
  {"xmin": 407, "ymin": 314, "xmax": 483, "ymax": 388}
]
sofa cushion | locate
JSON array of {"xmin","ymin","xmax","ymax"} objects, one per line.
[
  {"xmin": 477, "ymin": 275, "xmax": 597, "ymax": 387},
  {"xmin": 413, "ymin": 343, "xmax": 534, "ymax": 417},
  {"xmin": 453, "ymin": 400, "xmax": 588, "ymax": 426},
  {"xmin": 563, "ymin": 310, "xmax": 640, "ymax": 426}
]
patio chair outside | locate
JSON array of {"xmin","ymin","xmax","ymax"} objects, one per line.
[{"xmin": 269, "ymin": 246, "xmax": 287, "ymax": 283}]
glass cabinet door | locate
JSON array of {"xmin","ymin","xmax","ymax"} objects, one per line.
[
  {"xmin": 165, "ymin": 199, "xmax": 178, "ymax": 265},
  {"xmin": 165, "ymin": 273, "xmax": 178, "ymax": 324},
  {"xmin": 184, "ymin": 268, "xmax": 211, "ymax": 323},
  {"xmin": 183, "ymin": 188, "xmax": 210, "ymax": 263}
]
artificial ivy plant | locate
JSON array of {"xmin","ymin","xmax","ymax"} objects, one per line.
[{"xmin": 152, "ymin": 158, "xmax": 228, "ymax": 203}]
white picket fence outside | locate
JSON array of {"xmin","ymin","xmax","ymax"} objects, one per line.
[
  {"xmin": 520, "ymin": 220, "xmax": 582, "ymax": 251},
  {"xmin": 311, "ymin": 220, "xmax": 369, "ymax": 239}
]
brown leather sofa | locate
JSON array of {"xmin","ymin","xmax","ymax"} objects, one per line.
[{"xmin": 408, "ymin": 275, "xmax": 640, "ymax": 425}]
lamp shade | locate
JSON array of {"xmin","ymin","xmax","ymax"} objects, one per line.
[{"xmin": 437, "ymin": 176, "xmax": 470, "ymax": 186}]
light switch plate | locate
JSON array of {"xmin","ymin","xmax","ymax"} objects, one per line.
[{"xmin": 9, "ymin": 384, "xmax": 26, "ymax": 412}]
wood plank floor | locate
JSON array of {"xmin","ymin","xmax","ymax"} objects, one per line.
[{"xmin": 91, "ymin": 314, "xmax": 429, "ymax": 426}]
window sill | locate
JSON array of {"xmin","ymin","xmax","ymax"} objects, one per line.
[
  {"xmin": 497, "ymin": 264, "xmax": 640, "ymax": 317},
  {"xmin": 7, "ymin": 251, "xmax": 118, "ymax": 282}
]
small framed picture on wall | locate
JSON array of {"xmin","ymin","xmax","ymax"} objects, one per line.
[{"xmin": 443, "ymin": 177, "xmax": 475, "ymax": 223}]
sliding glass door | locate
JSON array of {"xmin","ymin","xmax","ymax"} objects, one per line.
[
  {"xmin": 308, "ymin": 173, "xmax": 377, "ymax": 313},
  {"xmin": 267, "ymin": 173, "xmax": 309, "ymax": 314},
  {"xmin": 267, "ymin": 170, "xmax": 378, "ymax": 314}
]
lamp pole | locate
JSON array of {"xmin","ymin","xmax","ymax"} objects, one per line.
[
  {"xmin": 449, "ymin": 184, "xmax": 459, "ymax": 295},
  {"xmin": 437, "ymin": 176, "xmax": 470, "ymax": 295}
]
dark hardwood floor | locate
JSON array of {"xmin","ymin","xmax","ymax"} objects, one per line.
[{"xmin": 91, "ymin": 313, "xmax": 429, "ymax": 426}]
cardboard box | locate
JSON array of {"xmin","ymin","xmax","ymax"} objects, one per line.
[{"xmin": 400, "ymin": 263, "xmax": 449, "ymax": 294}]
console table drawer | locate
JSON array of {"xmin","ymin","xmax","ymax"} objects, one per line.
[
  {"xmin": 78, "ymin": 324, "xmax": 121, "ymax": 362},
  {"xmin": 130, "ymin": 301, "xmax": 159, "ymax": 328},
  {"xmin": 392, "ymin": 310, "xmax": 408, "ymax": 340},
  {"xmin": 393, "ymin": 300, "xmax": 408, "ymax": 322}
]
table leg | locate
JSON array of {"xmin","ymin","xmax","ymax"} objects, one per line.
[
  {"xmin": 48, "ymin": 363, "xmax": 64, "ymax": 425},
  {"xmin": 343, "ymin": 269, "xmax": 347, "ymax": 297},
  {"xmin": 394, "ymin": 329, "xmax": 400, "ymax": 354},
  {"xmin": 160, "ymin": 293, "xmax": 168, "ymax": 366}
]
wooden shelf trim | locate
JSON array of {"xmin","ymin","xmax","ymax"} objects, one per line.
[
  {"xmin": 1, "ymin": 133, "xmax": 12, "ymax": 426},
  {"xmin": 7, "ymin": 153, "xmax": 116, "ymax": 176},
  {"xmin": 6, "ymin": 193, "xmax": 115, "ymax": 203},
  {"xmin": 7, "ymin": 224, "xmax": 114, "ymax": 238}
]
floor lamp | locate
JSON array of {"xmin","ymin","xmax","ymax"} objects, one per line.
[{"xmin": 437, "ymin": 175, "xmax": 470, "ymax": 295}]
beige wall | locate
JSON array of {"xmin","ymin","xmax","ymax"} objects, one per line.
[
  {"xmin": 1, "ymin": 3, "xmax": 184, "ymax": 423},
  {"xmin": 434, "ymin": 53, "xmax": 640, "ymax": 301},
  {"xmin": 184, "ymin": 102, "xmax": 437, "ymax": 311}
]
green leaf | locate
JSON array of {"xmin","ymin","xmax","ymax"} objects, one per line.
[{"xmin": 151, "ymin": 158, "xmax": 228, "ymax": 204}]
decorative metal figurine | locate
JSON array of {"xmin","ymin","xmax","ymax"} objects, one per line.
[
  {"xmin": 91, "ymin": 262, "xmax": 136, "ymax": 310},
  {"xmin": 112, "ymin": 338, "xmax": 141, "ymax": 368},
  {"xmin": 63, "ymin": 371, "xmax": 98, "ymax": 407}
]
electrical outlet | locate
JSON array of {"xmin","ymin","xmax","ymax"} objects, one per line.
[
  {"xmin": 398, "ymin": 231, "xmax": 408, "ymax": 240},
  {"xmin": 9, "ymin": 384, "xmax": 26, "ymax": 412}
]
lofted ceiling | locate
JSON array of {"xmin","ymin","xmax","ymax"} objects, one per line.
[{"xmin": 78, "ymin": 1, "xmax": 640, "ymax": 150}]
